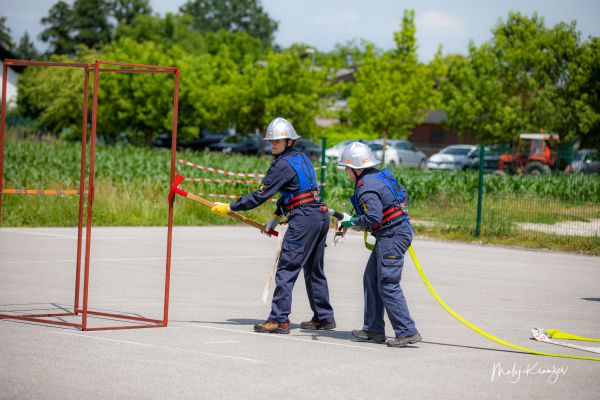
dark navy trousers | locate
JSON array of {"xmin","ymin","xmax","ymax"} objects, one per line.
[
  {"xmin": 268, "ymin": 206, "xmax": 335, "ymax": 324},
  {"xmin": 363, "ymin": 221, "xmax": 418, "ymax": 338}
]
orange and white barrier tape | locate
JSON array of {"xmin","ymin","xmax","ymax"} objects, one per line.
[
  {"xmin": 178, "ymin": 159, "xmax": 325, "ymax": 177},
  {"xmin": 178, "ymin": 160, "xmax": 266, "ymax": 178},
  {"xmin": 183, "ymin": 177, "xmax": 261, "ymax": 185},
  {"xmin": 2, "ymin": 189, "xmax": 82, "ymax": 195},
  {"xmin": 193, "ymin": 191, "xmax": 278, "ymax": 203}
]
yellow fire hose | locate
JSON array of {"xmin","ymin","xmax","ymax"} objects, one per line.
[
  {"xmin": 545, "ymin": 329, "xmax": 600, "ymax": 342},
  {"xmin": 406, "ymin": 246, "xmax": 600, "ymax": 362}
]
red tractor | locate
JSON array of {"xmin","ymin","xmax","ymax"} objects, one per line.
[{"xmin": 497, "ymin": 133, "xmax": 560, "ymax": 175}]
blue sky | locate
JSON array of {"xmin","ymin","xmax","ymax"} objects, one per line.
[{"xmin": 2, "ymin": 0, "xmax": 599, "ymax": 61}]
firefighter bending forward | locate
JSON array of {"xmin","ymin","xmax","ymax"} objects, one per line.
[
  {"xmin": 211, "ymin": 117, "xmax": 335, "ymax": 334},
  {"xmin": 338, "ymin": 142, "xmax": 421, "ymax": 347}
]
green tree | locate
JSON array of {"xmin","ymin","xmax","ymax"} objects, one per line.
[
  {"xmin": 39, "ymin": 0, "xmax": 77, "ymax": 55},
  {"xmin": 114, "ymin": 13, "xmax": 208, "ymax": 55},
  {"xmin": 17, "ymin": 41, "xmax": 180, "ymax": 144},
  {"xmin": 19, "ymin": 10, "xmax": 322, "ymax": 146},
  {"xmin": 204, "ymin": 30, "xmax": 264, "ymax": 65},
  {"xmin": 320, "ymin": 39, "xmax": 375, "ymax": 70},
  {"xmin": 0, "ymin": 16, "xmax": 15, "ymax": 51},
  {"xmin": 16, "ymin": 32, "xmax": 39, "ymax": 60},
  {"xmin": 441, "ymin": 45, "xmax": 506, "ymax": 144},
  {"xmin": 17, "ymin": 52, "xmax": 93, "ymax": 135},
  {"xmin": 40, "ymin": 0, "xmax": 153, "ymax": 55},
  {"xmin": 114, "ymin": 12, "xmax": 264, "ymax": 66},
  {"xmin": 179, "ymin": 0, "xmax": 278, "ymax": 47},
  {"xmin": 570, "ymin": 37, "xmax": 600, "ymax": 148},
  {"xmin": 443, "ymin": 12, "xmax": 589, "ymax": 144},
  {"xmin": 99, "ymin": 37, "xmax": 252, "ymax": 144},
  {"xmin": 236, "ymin": 50, "xmax": 328, "ymax": 141},
  {"xmin": 349, "ymin": 10, "xmax": 440, "ymax": 162},
  {"xmin": 96, "ymin": 38, "xmax": 187, "ymax": 144},
  {"xmin": 72, "ymin": 0, "xmax": 113, "ymax": 50},
  {"xmin": 19, "ymin": 24, "xmax": 247, "ymax": 144},
  {"xmin": 110, "ymin": 0, "xmax": 152, "ymax": 25},
  {"xmin": 394, "ymin": 9, "xmax": 417, "ymax": 65}
]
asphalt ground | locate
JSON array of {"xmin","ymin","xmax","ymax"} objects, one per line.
[{"xmin": 1, "ymin": 226, "xmax": 599, "ymax": 400}]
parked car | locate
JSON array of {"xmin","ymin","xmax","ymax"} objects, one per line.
[
  {"xmin": 564, "ymin": 149, "xmax": 600, "ymax": 174},
  {"xmin": 427, "ymin": 145, "xmax": 479, "ymax": 171},
  {"xmin": 372, "ymin": 140, "xmax": 427, "ymax": 169},
  {"xmin": 208, "ymin": 134, "xmax": 271, "ymax": 155},
  {"xmin": 151, "ymin": 133, "xmax": 184, "ymax": 149},
  {"xmin": 152, "ymin": 130, "xmax": 229, "ymax": 151},
  {"xmin": 184, "ymin": 130, "xmax": 228, "ymax": 151},
  {"xmin": 466, "ymin": 144, "xmax": 511, "ymax": 172}
]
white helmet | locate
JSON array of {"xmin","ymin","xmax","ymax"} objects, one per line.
[
  {"xmin": 264, "ymin": 117, "xmax": 301, "ymax": 141},
  {"xmin": 337, "ymin": 142, "xmax": 381, "ymax": 169}
]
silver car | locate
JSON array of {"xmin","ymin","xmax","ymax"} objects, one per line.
[
  {"xmin": 372, "ymin": 140, "xmax": 427, "ymax": 169},
  {"xmin": 427, "ymin": 145, "xmax": 479, "ymax": 171},
  {"xmin": 565, "ymin": 149, "xmax": 600, "ymax": 174}
]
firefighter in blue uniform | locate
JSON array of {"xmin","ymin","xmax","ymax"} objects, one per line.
[
  {"xmin": 337, "ymin": 142, "xmax": 421, "ymax": 347},
  {"xmin": 211, "ymin": 117, "xmax": 335, "ymax": 334}
]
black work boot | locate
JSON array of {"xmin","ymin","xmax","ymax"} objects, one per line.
[
  {"xmin": 300, "ymin": 320, "xmax": 336, "ymax": 330},
  {"xmin": 386, "ymin": 333, "xmax": 422, "ymax": 348},
  {"xmin": 254, "ymin": 320, "xmax": 290, "ymax": 334},
  {"xmin": 351, "ymin": 329, "xmax": 385, "ymax": 343}
]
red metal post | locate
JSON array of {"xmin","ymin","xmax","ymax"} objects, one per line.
[
  {"xmin": 163, "ymin": 67, "xmax": 180, "ymax": 326},
  {"xmin": 2, "ymin": 59, "xmax": 178, "ymax": 331},
  {"xmin": 96, "ymin": 60, "xmax": 178, "ymax": 71},
  {"xmin": 98, "ymin": 68, "xmax": 175, "ymax": 75},
  {"xmin": 81, "ymin": 310, "xmax": 163, "ymax": 324},
  {"xmin": 84, "ymin": 324, "xmax": 164, "ymax": 332},
  {"xmin": 0, "ymin": 315, "xmax": 81, "ymax": 329},
  {"xmin": 74, "ymin": 67, "xmax": 90, "ymax": 313},
  {"xmin": 0, "ymin": 63, "xmax": 7, "ymax": 225},
  {"xmin": 6, "ymin": 60, "xmax": 88, "ymax": 68},
  {"xmin": 82, "ymin": 61, "xmax": 101, "ymax": 330}
]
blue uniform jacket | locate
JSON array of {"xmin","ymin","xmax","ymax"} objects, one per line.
[
  {"xmin": 351, "ymin": 168, "xmax": 410, "ymax": 237},
  {"xmin": 230, "ymin": 147, "xmax": 323, "ymax": 215}
]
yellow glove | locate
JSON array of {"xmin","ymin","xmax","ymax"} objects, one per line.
[{"xmin": 211, "ymin": 202, "xmax": 230, "ymax": 216}]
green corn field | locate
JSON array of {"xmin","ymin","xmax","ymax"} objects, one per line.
[{"xmin": 2, "ymin": 139, "xmax": 599, "ymax": 254}]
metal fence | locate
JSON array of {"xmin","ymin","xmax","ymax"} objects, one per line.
[{"xmin": 410, "ymin": 193, "xmax": 600, "ymax": 239}]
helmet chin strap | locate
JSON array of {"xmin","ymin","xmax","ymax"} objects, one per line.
[{"xmin": 352, "ymin": 168, "xmax": 363, "ymax": 181}]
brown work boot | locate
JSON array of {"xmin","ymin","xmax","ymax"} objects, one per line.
[
  {"xmin": 254, "ymin": 320, "xmax": 290, "ymax": 334},
  {"xmin": 351, "ymin": 329, "xmax": 385, "ymax": 343},
  {"xmin": 386, "ymin": 333, "xmax": 422, "ymax": 348},
  {"xmin": 300, "ymin": 320, "xmax": 336, "ymax": 330}
]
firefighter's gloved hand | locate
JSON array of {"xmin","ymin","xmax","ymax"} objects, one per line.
[
  {"xmin": 338, "ymin": 213, "xmax": 354, "ymax": 229},
  {"xmin": 211, "ymin": 202, "xmax": 230, "ymax": 216},
  {"xmin": 263, "ymin": 214, "xmax": 280, "ymax": 234},
  {"xmin": 341, "ymin": 216, "xmax": 356, "ymax": 228},
  {"xmin": 339, "ymin": 213, "xmax": 353, "ymax": 224}
]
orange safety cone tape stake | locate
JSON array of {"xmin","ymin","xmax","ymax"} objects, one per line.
[{"xmin": 168, "ymin": 174, "xmax": 278, "ymax": 237}]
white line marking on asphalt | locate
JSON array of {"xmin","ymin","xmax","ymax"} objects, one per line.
[
  {"xmin": 0, "ymin": 230, "xmax": 75, "ymax": 238},
  {"xmin": 37, "ymin": 236, "xmax": 141, "ymax": 241},
  {"xmin": 192, "ymin": 324, "xmax": 381, "ymax": 351},
  {"xmin": 204, "ymin": 340, "xmax": 241, "ymax": 344},
  {"xmin": 50, "ymin": 331, "xmax": 261, "ymax": 363},
  {"xmin": 0, "ymin": 255, "xmax": 272, "ymax": 265}
]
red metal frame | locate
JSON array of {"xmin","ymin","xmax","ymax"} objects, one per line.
[{"xmin": 0, "ymin": 59, "xmax": 179, "ymax": 331}]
